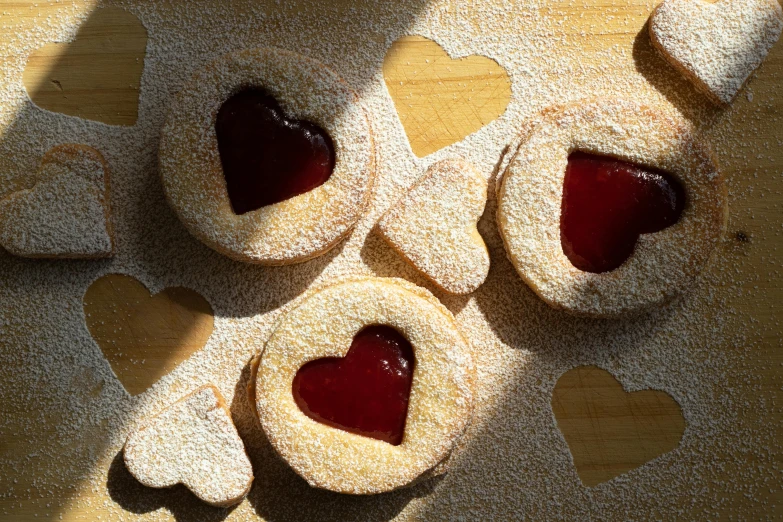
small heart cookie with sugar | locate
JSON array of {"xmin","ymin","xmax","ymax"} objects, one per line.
[
  {"xmin": 378, "ymin": 158, "xmax": 489, "ymax": 294},
  {"xmin": 650, "ymin": 0, "xmax": 783, "ymax": 105},
  {"xmin": 0, "ymin": 144, "xmax": 114, "ymax": 258},
  {"xmin": 123, "ymin": 385, "xmax": 254, "ymax": 507}
]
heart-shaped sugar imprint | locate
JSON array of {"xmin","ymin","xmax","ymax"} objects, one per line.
[
  {"xmin": 0, "ymin": 144, "xmax": 114, "ymax": 259},
  {"xmin": 552, "ymin": 366, "xmax": 686, "ymax": 487},
  {"xmin": 650, "ymin": 0, "xmax": 783, "ymax": 105},
  {"xmin": 560, "ymin": 152, "xmax": 685, "ymax": 273},
  {"xmin": 292, "ymin": 325, "xmax": 415, "ymax": 446},
  {"xmin": 84, "ymin": 274, "xmax": 214, "ymax": 396},
  {"xmin": 124, "ymin": 385, "xmax": 254, "ymax": 507},
  {"xmin": 378, "ymin": 158, "xmax": 490, "ymax": 294},
  {"xmin": 215, "ymin": 88, "xmax": 335, "ymax": 215},
  {"xmin": 23, "ymin": 6, "xmax": 147, "ymax": 125},
  {"xmin": 383, "ymin": 36, "xmax": 511, "ymax": 157}
]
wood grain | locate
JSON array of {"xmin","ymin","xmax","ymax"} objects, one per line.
[
  {"xmin": 383, "ymin": 35, "xmax": 511, "ymax": 157},
  {"xmin": 22, "ymin": 6, "xmax": 147, "ymax": 126},
  {"xmin": 83, "ymin": 274, "xmax": 214, "ymax": 396},
  {"xmin": 0, "ymin": 0, "xmax": 780, "ymax": 520}
]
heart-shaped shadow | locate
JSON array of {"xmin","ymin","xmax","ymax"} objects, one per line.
[
  {"xmin": 551, "ymin": 365, "xmax": 685, "ymax": 487},
  {"xmin": 83, "ymin": 274, "xmax": 214, "ymax": 396},
  {"xmin": 22, "ymin": 6, "xmax": 147, "ymax": 125},
  {"xmin": 292, "ymin": 325, "xmax": 414, "ymax": 446},
  {"xmin": 215, "ymin": 88, "xmax": 335, "ymax": 215},
  {"xmin": 383, "ymin": 35, "xmax": 511, "ymax": 157}
]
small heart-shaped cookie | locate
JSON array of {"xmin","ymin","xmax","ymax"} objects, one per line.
[
  {"xmin": 124, "ymin": 385, "xmax": 254, "ymax": 507},
  {"xmin": 650, "ymin": 0, "xmax": 783, "ymax": 105},
  {"xmin": 0, "ymin": 144, "xmax": 113, "ymax": 258},
  {"xmin": 377, "ymin": 159, "xmax": 489, "ymax": 294},
  {"xmin": 552, "ymin": 366, "xmax": 685, "ymax": 487},
  {"xmin": 83, "ymin": 274, "xmax": 214, "ymax": 396}
]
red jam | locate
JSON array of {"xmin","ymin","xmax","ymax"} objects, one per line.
[
  {"xmin": 215, "ymin": 88, "xmax": 335, "ymax": 215},
  {"xmin": 560, "ymin": 152, "xmax": 685, "ymax": 273},
  {"xmin": 292, "ymin": 325, "xmax": 415, "ymax": 446}
]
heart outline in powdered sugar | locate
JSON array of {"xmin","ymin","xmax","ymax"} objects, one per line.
[
  {"xmin": 83, "ymin": 274, "xmax": 214, "ymax": 396},
  {"xmin": 551, "ymin": 366, "xmax": 686, "ymax": 487},
  {"xmin": 649, "ymin": 0, "xmax": 783, "ymax": 105},
  {"xmin": 123, "ymin": 384, "xmax": 254, "ymax": 507},
  {"xmin": 22, "ymin": 6, "xmax": 147, "ymax": 126},
  {"xmin": 0, "ymin": 143, "xmax": 114, "ymax": 258},
  {"xmin": 383, "ymin": 35, "xmax": 511, "ymax": 157}
]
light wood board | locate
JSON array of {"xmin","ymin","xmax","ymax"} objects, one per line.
[{"xmin": 1, "ymin": 0, "xmax": 782, "ymax": 520}]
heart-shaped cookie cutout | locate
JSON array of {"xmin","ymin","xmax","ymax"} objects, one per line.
[
  {"xmin": 0, "ymin": 144, "xmax": 114, "ymax": 258},
  {"xmin": 650, "ymin": 0, "xmax": 783, "ymax": 105},
  {"xmin": 83, "ymin": 274, "xmax": 214, "ymax": 396},
  {"xmin": 378, "ymin": 158, "xmax": 490, "ymax": 294},
  {"xmin": 292, "ymin": 325, "xmax": 414, "ymax": 446},
  {"xmin": 23, "ymin": 6, "xmax": 147, "ymax": 125},
  {"xmin": 124, "ymin": 384, "xmax": 254, "ymax": 507},
  {"xmin": 560, "ymin": 152, "xmax": 685, "ymax": 273},
  {"xmin": 383, "ymin": 35, "xmax": 511, "ymax": 157},
  {"xmin": 215, "ymin": 88, "xmax": 335, "ymax": 215},
  {"xmin": 552, "ymin": 366, "xmax": 686, "ymax": 487}
]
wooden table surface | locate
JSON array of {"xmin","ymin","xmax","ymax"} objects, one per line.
[{"xmin": 1, "ymin": 0, "xmax": 781, "ymax": 520}]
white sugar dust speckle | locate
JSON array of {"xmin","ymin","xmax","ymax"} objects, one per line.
[{"xmin": 0, "ymin": 0, "xmax": 780, "ymax": 520}]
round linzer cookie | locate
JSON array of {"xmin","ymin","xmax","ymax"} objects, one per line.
[
  {"xmin": 123, "ymin": 384, "xmax": 253, "ymax": 507},
  {"xmin": 249, "ymin": 277, "xmax": 475, "ymax": 494},
  {"xmin": 496, "ymin": 98, "xmax": 727, "ymax": 317},
  {"xmin": 159, "ymin": 47, "xmax": 375, "ymax": 265}
]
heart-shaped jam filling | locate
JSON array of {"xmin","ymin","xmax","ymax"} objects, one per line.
[
  {"xmin": 560, "ymin": 152, "xmax": 686, "ymax": 273},
  {"xmin": 292, "ymin": 325, "xmax": 415, "ymax": 446},
  {"xmin": 215, "ymin": 88, "xmax": 335, "ymax": 215}
]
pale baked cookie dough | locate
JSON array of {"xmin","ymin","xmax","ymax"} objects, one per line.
[
  {"xmin": 0, "ymin": 144, "xmax": 113, "ymax": 258},
  {"xmin": 250, "ymin": 277, "xmax": 475, "ymax": 494},
  {"xmin": 377, "ymin": 159, "xmax": 490, "ymax": 295},
  {"xmin": 650, "ymin": 0, "xmax": 783, "ymax": 105},
  {"xmin": 159, "ymin": 47, "xmax": 375, "ymax": 264},
  {"xmin": 123, "ymin": 384, "xmax": 253, "ymax": 507},
  {"xmin": 496, "ymin": 98, "xmax": 727, "ymax": 318}
]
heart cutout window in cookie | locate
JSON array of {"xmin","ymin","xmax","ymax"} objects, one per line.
[
  {"xmin": 215, "ymin": 88, "xmax": 335, "ymax": 215},
  {"xmin": 292, "ymin": 325, "xmax": 415, "ymax": 446},
  {"xmin": 560, "ymin": 152, "xmax": 686, "ymax": 273}
]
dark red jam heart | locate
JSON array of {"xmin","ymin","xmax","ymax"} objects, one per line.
[
  {"xmin": 292, "ymin": 325, "xmax": 415, "ymax": 446},
  {"xmin": 215, "ymin": 88, "xmax": 335, "ymax": 215},
  {"xmin": 560, "ymin": 151, "xmax": 686, "ymax": 273}
]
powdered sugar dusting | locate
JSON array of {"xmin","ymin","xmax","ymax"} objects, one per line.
[{"xmin": 0, "ymin": 0, "xmax": 781, "ymax": 520}]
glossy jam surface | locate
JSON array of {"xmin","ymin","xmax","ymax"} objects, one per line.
[
  {"xmin": 215, "ymin": 88, "xmax": 335, "ymax": 215},
  {"xmin": 560, "ymin": 152, "xmax": 686, "ymax": 273},
  {"xmin": 292, "ymin": 325, "xmax": 415, "ymax": 446}
]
